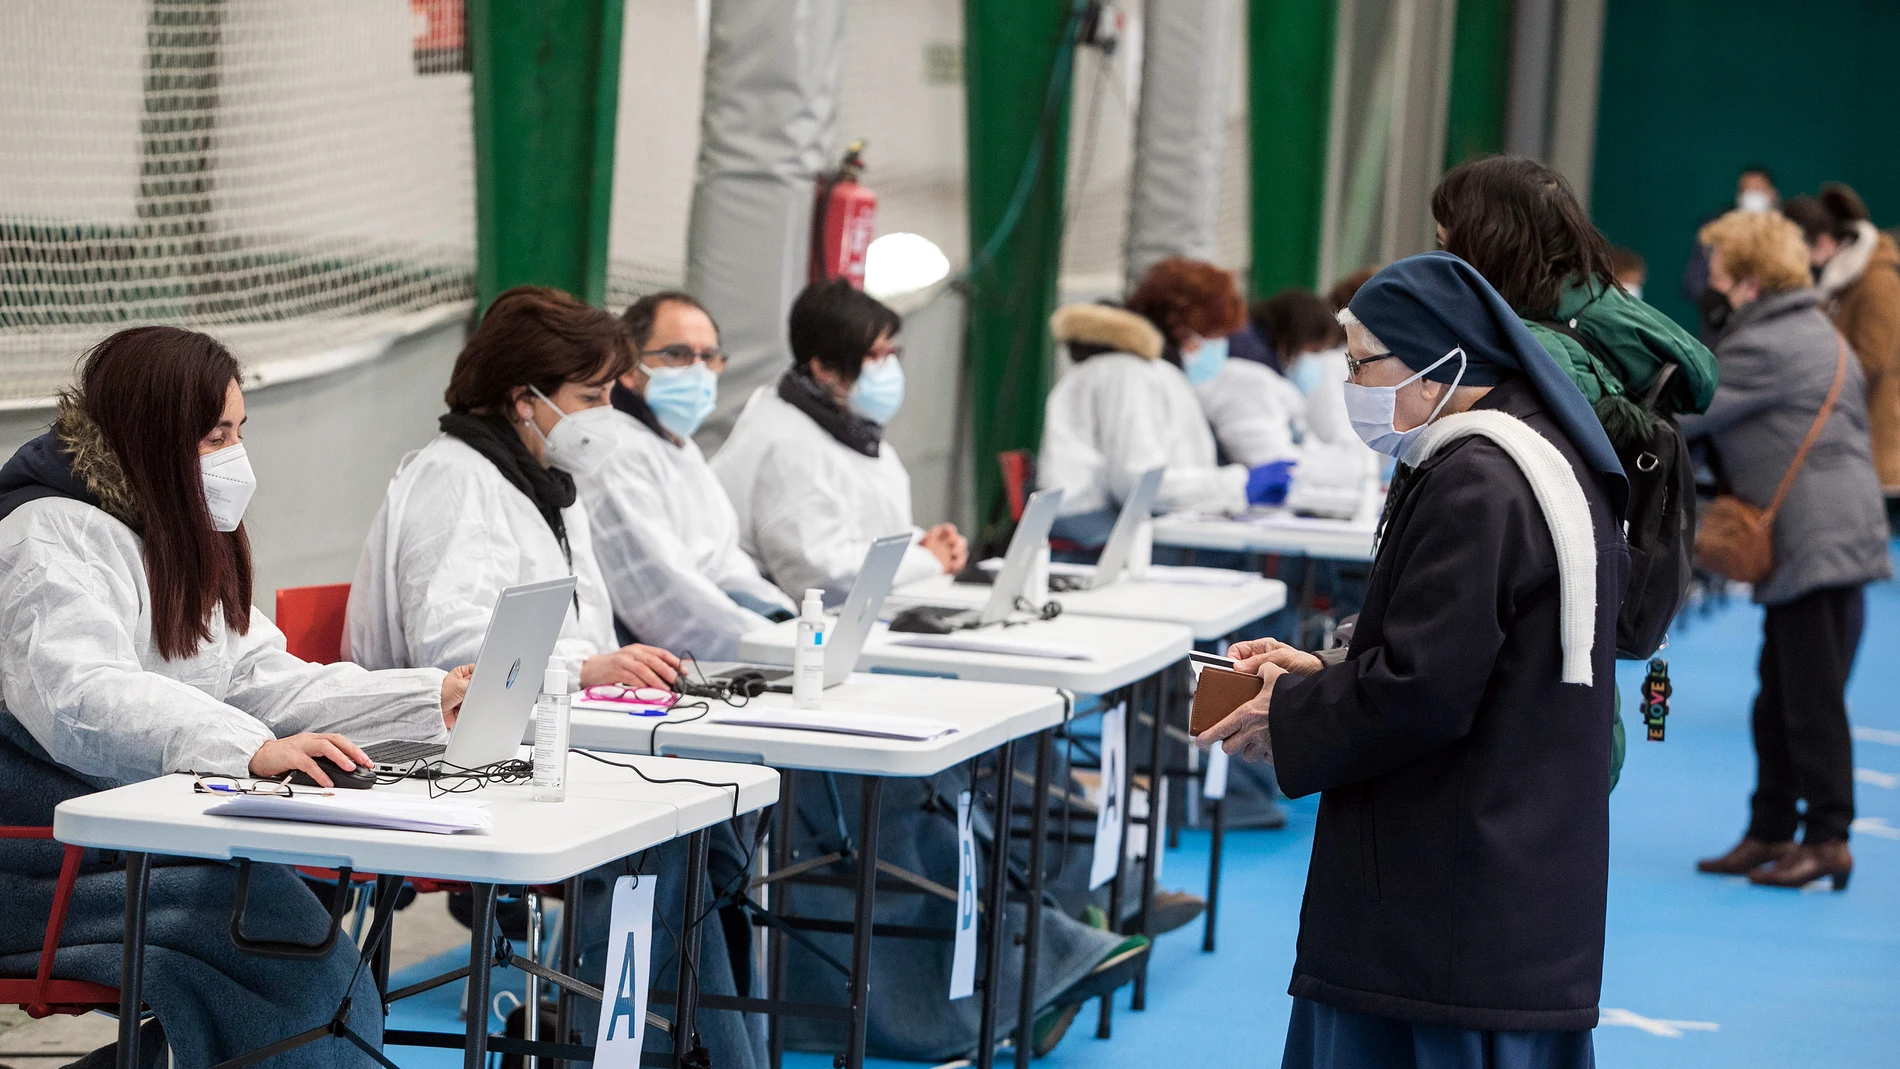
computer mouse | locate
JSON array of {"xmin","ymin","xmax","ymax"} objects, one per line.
[{"xmin": 286, "ymin": 756, "xmax": 377, "ymax": 790}]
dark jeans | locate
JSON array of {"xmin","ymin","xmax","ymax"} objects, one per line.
[{"xmin": 1747, "ymin": 584, "xmax": 1865, "ymax": 844}]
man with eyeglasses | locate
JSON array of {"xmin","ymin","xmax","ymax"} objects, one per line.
[{"xmin": 573, "ymin": 290, "xmax": 795, "ymax": 662}]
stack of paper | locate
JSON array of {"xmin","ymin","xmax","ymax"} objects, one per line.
[
  {"xmin": 207, "ymin": 793, "xmax": 492, "ymax": 834},
  {"xmin": 709, "ymin": 709, "xmax": 958, "ymax": 741},
  {"xmin": 1143, "ymin": 565, "xmax": 1261, "ymax": 588},
  {"xmin": 572, "ymin": 696, "xmax": 673, "ymax": 715}
]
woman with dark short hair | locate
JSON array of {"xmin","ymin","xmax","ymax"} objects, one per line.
[
  {"xmin": 0, "ymin": 326, "xmax": 466, "ymax": 1069},
  {"xmin": 714, "ymin": 278, "xmax": 966, "ymax": 603}
]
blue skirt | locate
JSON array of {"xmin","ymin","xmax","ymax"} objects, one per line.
[{"xmin": 1283, "ymin": 998, "xmax": 1595, "ymax": 1069}]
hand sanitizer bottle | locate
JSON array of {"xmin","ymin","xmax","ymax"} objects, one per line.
[
  {"xmin": 532, "ymin": 662, "xmax": 570, "ymax": 802},
  {"xmin": 794, "ymin": 588, "xmax": 826, "ymax": 709}
]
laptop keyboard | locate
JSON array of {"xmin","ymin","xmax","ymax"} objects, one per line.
[{"xmin": 363, "ymin": 739, "xmax": 446, "ymax": 765}]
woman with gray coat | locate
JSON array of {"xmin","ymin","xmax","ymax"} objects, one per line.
[{"xmin": 1683, "ymin": 210, "xmax": 1891, "ymax": 892}]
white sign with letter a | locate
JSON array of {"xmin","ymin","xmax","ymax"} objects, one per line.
[
  {"xmin": 1090, "ymin": 702, "xmax": 1127, "ymax": 890},
  {"xmin": 595, "ymin": 874, "xmax": 657, "ymax": 1069},
  {"xmin": 950, "ymin": 789, "xmax": 978, "ymax": 999}
]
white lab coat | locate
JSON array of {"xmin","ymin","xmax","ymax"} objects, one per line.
[
  {"xmin": 0, "ymin": 498, "xmax": 446, "ymax": 782},
  {"xmin": 578, "ymin": 411, "xmax": 794, "ymax": 660},
  {"xmin": 346, "ymin": 434, "xmax": 616, "ymax": 682},
  {"xmin": 1194, "ymin": 359, "xmax": 1307, "ymax": 467},
  {"xmin": 711, "ymin": 386, "xmax": 942, "ymax": 604},
  {"xmin": 1038, "ymin": 352, "xmax": 1249, "ymax": 517}
]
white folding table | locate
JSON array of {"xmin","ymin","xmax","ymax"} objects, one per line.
[
  {"xmin": 885, "ymin": 570, "xmax": 1288, "ymax": 642},
  {"xmin": 1149, "ymin": 508, "xmax": 1378, "ymax": 562},
  {"xmin": 738, "ymin": 615, "xmax": 1192, "ymax": 1040},
  {"xmin": 566, "ymin": 675, "xmax": 1068, "ymax": 1069},
  {"xmin": 55, "ymin": 754, "xmax": 778, "ymax": 1069}
]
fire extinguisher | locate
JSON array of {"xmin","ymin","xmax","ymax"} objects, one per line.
[{"xmin": 810, "ymin": 141, "xmax": 878, "ymax": 288}]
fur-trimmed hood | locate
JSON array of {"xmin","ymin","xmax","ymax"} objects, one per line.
[
  {"xmin": 1050, "ymin": 303, "xmax": 1165, "ymax": 361},
  {"xmin": 1819, "ymin": 220, "xmax": 1890, "ymax": 297},
  {"xmin": 0, "ymin": 398, "xmax": 139, "ymax": 529}
]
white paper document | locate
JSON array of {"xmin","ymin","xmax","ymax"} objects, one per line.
[
  {"xmin": 1089, "ymin": 702, "xmax": 1127, "ymax": 890},
  {"xmin": 884, "ymin": 632, "xmax": 1095, "ymax": 660},
  {"xmin": 205, "ymin": 793, "xmax": 492, "ymax": 834},
  {"xmin": 708, "ymin": 709, "xmax": 959, "ymax": 741},
  {"xmin": 595, "ymin": 875, "xmax": 657, "ymax": 1069},
  {"xmin": 949, "ymin": 790, "xmax": 978, "ymax": 1000}
]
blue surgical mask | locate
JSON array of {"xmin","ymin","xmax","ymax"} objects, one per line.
[
  {"xmin": 643, "ymin": 363, "xmax": 718, "ymax": 438},
  {"xmin": 1341, "ymin": 347, "xmax": 1467, "ymax": 459},
  {"xmin": 849, "ymin": 356, "xmax": 906, "ymax": 425},
  {"xmin": 1182, "ymin": 335, "xmax": 1230, "ymax": 386},
  {"xmin": 1287, "ymin": 349, "xmax": 1340, "ymax": 396}
]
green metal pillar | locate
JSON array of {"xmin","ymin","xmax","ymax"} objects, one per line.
[
  {"xmin": 963, "ymin": 0, "xmax": 1080, "ymax": 541},
  {"xmin": 1444, "ymin": 0, "xmax": 1513, "ymax": 170},
  {"xmin": 469, "ymin": 0, "xmax": 624, "ymax": 309},
  {"xmin": 1247, "ymin": 0, "xmax": 1336, "ymax": 297}
]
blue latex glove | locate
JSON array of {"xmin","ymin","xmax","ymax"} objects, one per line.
[{"xmin": 1246, "ymin": 460, "xmax": 1297, "ymax": 506}]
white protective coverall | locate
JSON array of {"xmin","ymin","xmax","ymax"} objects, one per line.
[
  {"xmin": 578, "ymin": 410, "xmax": 794, "ymax": 660},
  {"xmin": 1195, "ymin": 358, "xmax": 1307, "ymax": 467},
  {"xmin": 346, "ymin": 434, "xmax": 615, "ymax": 680},
  {"xmin": 1285, "ymin": 347, "xmax": 1359, "ymax": 448},
  {"xmin": 0, "ymin": 498, "xmax": 446, "ymax": 781},
  {"xmin": 712, "ymin": 386, "xmax": 942, "ymax": 605},
  {"xmin": 1037, "ymin": 304, "xmax": 1249, "ymax": 518}
]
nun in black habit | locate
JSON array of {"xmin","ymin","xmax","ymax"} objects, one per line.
[{"xmin": 1196, "ymin": 253, "xmax": 1630, "ymax": 1069}]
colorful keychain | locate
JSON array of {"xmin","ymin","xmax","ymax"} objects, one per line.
[{"xmin": 1641, "ymin": 659, "xmax": 1671, "ymax": 742}]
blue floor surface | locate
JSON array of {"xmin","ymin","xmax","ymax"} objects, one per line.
[{"xmin": 390, "ymin": 556, "xmax": 1900, "ymax": 1069}]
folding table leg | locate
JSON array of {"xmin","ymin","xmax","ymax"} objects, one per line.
[
  {"xmin": 975, "ymin": 740, "xmax": 1016, "ymax": 1069},
  {"xmin": 843, "ymin": 776, "xmax": 885, "ymax": 1069},
  {"xmin": 558, "ymin": 874, "xmax": 584, "ymax": 1069},
  {"xmin": 1098, "ymin": 683, "xmax": 1133, "ymax": 1041},
  {"xmin": 767, "ymin": 772, "xmax": 795, "ymax": 1069},
  {"xmin": 1133, "ymin": 669, "xmax": 1169, "ymax": 1012},
  {"xmin": 1014, "ymin": 729, "xmax": 1053, "ymax": 1069},
  {"xmin": 674, "ymin": 829, "xmax": 710, "ymax": 1069},
  {"xmin": 464, "ymin": 882, "xmax": 499, "ymax": 1069},
  {"xmin": 117, "ymin": 852, "xmax": 151, "ymax": 1069},
  {"xmin": 1203, "ymin": 796, "xmax": 1225, "ymax": 953}
]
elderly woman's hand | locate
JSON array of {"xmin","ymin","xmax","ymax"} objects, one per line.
[
  {"xmin": 1228, "ymin": 637, "xmax": 1323, "ymax": 678},
  {"xmin": 1194, "ymin": 661, "xmax": 1287, "ymax": 762}
]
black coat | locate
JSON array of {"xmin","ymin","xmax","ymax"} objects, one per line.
[{"xmin": 1269, "ymin": 378, "xmax": 1627, "ymax": 1032}]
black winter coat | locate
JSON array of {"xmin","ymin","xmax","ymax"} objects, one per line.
[{"xmin": 1269, "ymin": 378, "xmax": 1628, "ymax": 1031}]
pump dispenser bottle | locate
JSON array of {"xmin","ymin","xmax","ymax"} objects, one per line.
[
  {"xmin": 531, "ymin": 662, "xmax": 571, "ymax": 801},
  {"xmin": 793, "ymin": 588, "xmax": 826, "ymax": 708}
]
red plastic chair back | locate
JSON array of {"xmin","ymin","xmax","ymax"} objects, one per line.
[
  {"xmin": 0, "ymin": 827, "xmax": 122, "ymax": 1017},
  {"xmin": 997, "ymin": 450, "xmax": 1035, "ymax": 523},
  {"xmin": 276, "ymin": 583, "xmax": 352, "ymax": 664}
]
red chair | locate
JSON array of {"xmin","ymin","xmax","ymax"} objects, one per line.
[
  {"xmin": 998, "ymin": 450, "xmax": 1036, "ymax": 524},
  {"xmin": 0, "ymin": 827, "xmax": 123, "ymax": 1017},
  {"xmin": 276, "ymin": 583, "xmax": 352, "ymax": 664}
]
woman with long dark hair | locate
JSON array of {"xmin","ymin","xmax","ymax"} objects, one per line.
[{"xmin": 0, "ymin": 326, "xmax": 466, "ymax": 1068}]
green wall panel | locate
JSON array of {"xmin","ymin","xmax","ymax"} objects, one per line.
[
  {"xmin": 1248, "ymin": 0, "xmax": 1337, "ymax": 297},
  {"xmin": 1443, "ymin": 0, "xmax": 1511, "ymax": 171},
  {"xmin": 1592, "ymin": 0, "xmax": 1900, "ymax": 332},
  {"xmin": 470, "ymin": 0, "xmax": 625, "ymax": 310}
]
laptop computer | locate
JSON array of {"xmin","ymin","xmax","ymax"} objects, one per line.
[
  {"xmin": 710, "ymin": 533, "xmax": 912, "ymax": 692},
  {"xmin": 890, "ymin": 487, "xmax": 1064, "ymax": 632},
  {"xmin": 363, "ymin": 576, "xmax": 578, "ymax": 774},
  {"xmin": 1080, "ymin": 466, "xmax": 1164, "ymax": 590}
]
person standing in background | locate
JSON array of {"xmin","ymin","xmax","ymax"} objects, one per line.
[
  {"xmin": 1784, "ymin": 185, "xmax": 1900, "ymax": 528},
  {"xmin": 1685, "ymin": 166, "xmax": 1781, "ymax": 338},
  {"xmin": 1611, "ymin": 246, "xmax": 1648, "ymax": 301},
  {"xmin": 1685, "ymin": 210, "xmax": 1890, "ymax": 892}
]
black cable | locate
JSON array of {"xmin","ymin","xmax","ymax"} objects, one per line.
[{"xmin": 571, "ymin": 748, "xmax": 745, "ymax": 824}]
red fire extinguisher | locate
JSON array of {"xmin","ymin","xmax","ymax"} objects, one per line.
[{"xmin": 810, "ymin": 141, "xmax": 878, "ymax": 288}]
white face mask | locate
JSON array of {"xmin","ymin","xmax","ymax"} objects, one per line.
[
  {"xmin": 527, "ymin": 386, "xmax": 619, "ymax": 476},
  {"xmin": 1737, "ymin": 189, "xmax": 1774, "ymax": 213},
  {"xmin": 1341, "ymin": 348, "xmax": 1467, "ymax": 459},
  {"xmin": 200, "ymin": 442, "xmax": 256, "ymax": 533}
]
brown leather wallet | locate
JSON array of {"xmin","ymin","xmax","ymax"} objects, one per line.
[{"xmin": 1191, "ymin": 666, "xmax": 1264, "ymax": 735}]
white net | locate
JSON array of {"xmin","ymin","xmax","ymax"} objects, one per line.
[
  {"xmin": 604, "ymin": 0, "xmax": 706, "ymax": 309},
  {"xmin": 0, "ymin": 0, "xmax": 475, "ymax": 404}
]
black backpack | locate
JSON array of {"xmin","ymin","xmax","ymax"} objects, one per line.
[{"xmin": 1537, "ymin": 320, "xmax": 1696, "ymax": 659}]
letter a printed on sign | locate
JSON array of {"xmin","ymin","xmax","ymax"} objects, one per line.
[
  {"xmin": 949, "ymin": 789, "xmax": 977, "ymax": 999},
  {"xmin": 595, "ymin": 874, "xmax": 657, "ymax": 1069},
  {"xmin": 1090, "ymin": 702, "xmax": 1127, "ymax": 889}
]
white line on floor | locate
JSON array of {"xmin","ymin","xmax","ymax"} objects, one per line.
[
  {"xmin": 1855, "ymin": 768, "xmax": 1899, "ymax": 789},
  {"xmin": 1852, "ymin": 726, "xmax": 1900, "ymax": 746},
  {"xmin": 1850, "ymin": 816, "xmax": 1900, "ymax": 840},
  {"xmin": 1598, "ymin": 1008, "xmax": 1719, "ymax": 1038}
]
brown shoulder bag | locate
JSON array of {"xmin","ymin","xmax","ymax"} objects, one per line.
[{"xmin": 1695, "ymin": 337, "xmax": 1850, "ymax": 584}]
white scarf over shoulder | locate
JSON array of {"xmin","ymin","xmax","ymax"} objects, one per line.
[{"xmin": 1402, "ymin": 410, "xmax": 1599, "ymax": 686}]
